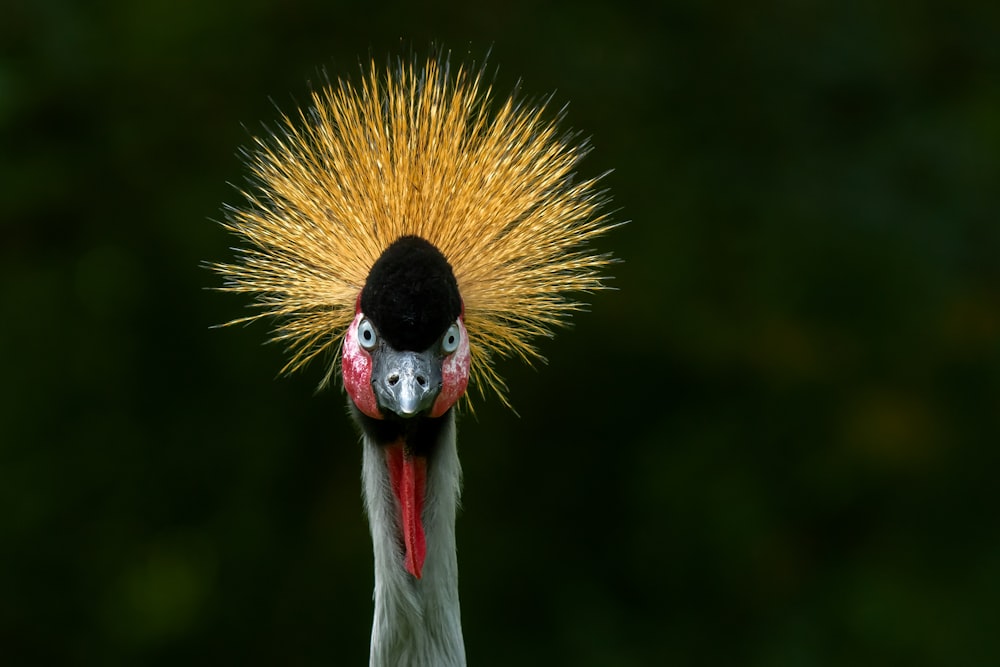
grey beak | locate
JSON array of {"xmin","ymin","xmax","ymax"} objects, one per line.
[{"xmin": 372, "ymin": 347, "xmax": 442, "ymax": 418}]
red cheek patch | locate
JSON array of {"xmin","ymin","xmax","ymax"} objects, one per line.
[
  {"xmin": 342, "ymin": 312, "xmax": 381, "ymax": 419},
  {"xmin": 430, "ymin": 317, "xmax": 471, "ymax": 417}
]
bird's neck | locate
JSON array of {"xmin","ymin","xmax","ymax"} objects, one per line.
[{"xmin": 361, "ymin": 410, "xmax": 466, "ymax": 667}]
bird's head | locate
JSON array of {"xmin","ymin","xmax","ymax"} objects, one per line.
[
  {"xmin": 340, "ymin": 235, "xmax": 470, "ymax": 580},
  {"xmin": 212, "ymin": 56, "xmax": 619, "ymax": 585},
  {"xmin": 342, "ymin": 235, "xmax": 471, "ymax": 421}
]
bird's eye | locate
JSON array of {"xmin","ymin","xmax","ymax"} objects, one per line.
[
  {"xmin": 358, "ymin": 318, "xmax": 378, "ymax": 350},
  {"xmin": 441, "ymin": 323, "xmax": 460, "ymax": 354}
]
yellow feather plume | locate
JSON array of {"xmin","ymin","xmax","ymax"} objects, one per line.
[{"xmin": 212, "ymin": 55, "xmax": 617, "ymax": 407}]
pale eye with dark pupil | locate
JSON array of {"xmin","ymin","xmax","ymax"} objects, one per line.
[
  {"xmin": 441, "ymin": 323, "xmax": 460, "ymax": 354},
  {"xmin": 358, "ymin": 319, "xmax": 377, "ymax": 350}
]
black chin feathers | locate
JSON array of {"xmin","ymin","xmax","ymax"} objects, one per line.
[{"xmin": 361, "ymin": 236, "xmax": 462, "ymax": 351}]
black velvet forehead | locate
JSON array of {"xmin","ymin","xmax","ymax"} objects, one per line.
[{"xmin": 360, "ymin": 235, "xmax": 462, "ymax": 351}]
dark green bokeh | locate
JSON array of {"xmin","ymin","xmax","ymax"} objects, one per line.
[{"xmin": 3, "ymin": 1, "xmax": 998, "ymax": 665}]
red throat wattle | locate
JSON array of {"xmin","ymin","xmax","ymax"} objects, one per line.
[{"xmin": 385, "ymin": 441, "xmax": 427, "ymax": 578}]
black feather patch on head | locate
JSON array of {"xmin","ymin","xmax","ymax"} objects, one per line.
[{"xmin": 360, "ymin": 235, "xmax": 462, "ymax": 351}]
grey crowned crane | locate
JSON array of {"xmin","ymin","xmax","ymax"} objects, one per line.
[{"xmin": 212, "ymin": 54, "xmax": 617, "ymax": 666}]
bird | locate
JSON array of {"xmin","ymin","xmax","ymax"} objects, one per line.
[{"xmin": 211, "ymin": 53, "xmax": 617, "ymax": 666}]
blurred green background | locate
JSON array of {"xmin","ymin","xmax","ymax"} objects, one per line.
[{"xmin": 3, "ymin": 1, "xmax": 998, "ymax": 665}]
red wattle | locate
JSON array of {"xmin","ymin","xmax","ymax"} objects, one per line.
[{"xmin": 385, "ymin": 442, "xmax": 427, "ymax": 578}]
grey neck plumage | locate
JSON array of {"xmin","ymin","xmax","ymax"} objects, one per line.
[{"xmin": 361, "ymin": 410, "xmax": 466, "ymax": 667}]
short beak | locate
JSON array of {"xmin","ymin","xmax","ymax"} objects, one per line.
[{"xmin": 372, "ymin": 347, "xmax": 442, "ymax": 418}]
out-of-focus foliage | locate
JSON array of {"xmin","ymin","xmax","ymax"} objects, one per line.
[{"xmin": 2, "ymin": 1, "xmax": 997, "ymax": 665}]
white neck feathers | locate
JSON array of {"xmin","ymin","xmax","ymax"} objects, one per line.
[{"xmin": 361, "ymin": 412, "xmax": 466, "ymax": 667}]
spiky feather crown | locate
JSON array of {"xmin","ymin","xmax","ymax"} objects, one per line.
[{"xmin": 213, "ymin": 55, "xmax": 616, "ymax": 407}]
